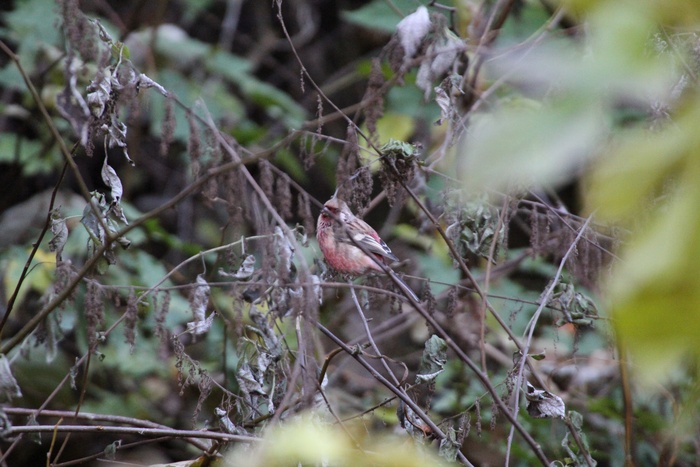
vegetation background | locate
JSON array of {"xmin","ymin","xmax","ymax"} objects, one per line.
[{"xmin": 0, "ymin": 0, "xmax": 698, "ymax": 465}]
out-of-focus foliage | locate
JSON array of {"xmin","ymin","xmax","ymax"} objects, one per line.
[
  {"xmin": 227, "ymin": 416, "xmax": 448, "ymax": 467},
  {"xmin": 459, "ymin": 5, "xmax": 677, "ymax": 195}
]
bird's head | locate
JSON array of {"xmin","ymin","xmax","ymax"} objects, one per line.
[{"xmin": 320, "ymin": 197, "xmax": 348, "ymax": 221}]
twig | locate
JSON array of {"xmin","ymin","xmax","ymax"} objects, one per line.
[
  {"xmin": 3, "ymin": 408, "xmax": 210, "ymax": 451},
  {"xmin": 275, "ymin": 2, "xmax": 551, "ymax": 458},
  {"xmin": 348, "ymin": 283, "xmax": 401, "ymax": 386},
  {"xmin": 478, "ymin": 196, "xmax": 510, "ymax": 372},
  {"xmin": 7, "ymin": 424, "xmax": 258, "ymax": 443},
  {"xmin": 52, "ymin": 436, "xmax": 183, "ymax": 467},
  {"xmin": 504, "ymin": 214, "xmax": 595, "ymax": 467},
  {"xmin": 0, "ymin": 152, "xmax": 263, "ymax": 355},
  {"xmin": 0, "ymin": 159, "xmax": 70, "ymax": 337},
  {"xmin": 0, "ymin": 40, "xmax": 115, "ymax": 261},
  {"xmin": 316, "ymin": 322, "xmax": 475, "ymax": 467}
]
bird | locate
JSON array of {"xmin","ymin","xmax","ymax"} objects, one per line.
[{"xmin": 316, "ymin": 196, "xmax": 419, "ymax": 301}]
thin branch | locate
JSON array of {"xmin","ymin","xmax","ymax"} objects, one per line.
[
  {"xmin": 0, "ymin": 159, "xmax": 70, "ymax": 337},
  {"xmin": 388, "ymin": 184, "xmax": 550, "ymax": 464},
  {"xmin": 0, "ymin": 153, "xmax": 263, "ymax": 355},
  {"xmin": 348, "ymin": 283, "xmax": 401, "ymax": 387},
  {"xmin": 2, "ymin": 408, "xmax": 210, "ymax": 451},
  {"xmin": 7, "ymin": 424, "xmax": 258, "ymax": 443},
  {"xmin": 478, "ymin": 197, "xmax": 510, "ymax": 372},
  {"xmin": 504, "ymin": 214, "xmax": 595, "ymax": 467},
  {"xmin": 52, "ymin": 436, "xmax": 184, "ymax": 467},
  {"xmin": 316, "ymin": 322, "xmax": 475, "ymax": 467}
]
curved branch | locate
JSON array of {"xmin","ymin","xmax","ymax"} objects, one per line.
[{"xmin": 8, "ymin": 424, "xmax": 258, "ymax": 443}]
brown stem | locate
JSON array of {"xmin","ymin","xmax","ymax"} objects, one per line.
[
  {"xmin": 0, "ymin": 160, "xmax": 70, "ymax": 337},
  {"xmin": 316, "ymin": 322, "xmax": 475, "ymax": 467}
]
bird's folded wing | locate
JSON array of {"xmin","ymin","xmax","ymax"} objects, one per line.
[{"xmin": 344, "ymin": 231, "xmax": 399, "ymax": 262}]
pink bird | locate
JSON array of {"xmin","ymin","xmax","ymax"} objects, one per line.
[{"xmin": 316, "ymin": 197, "xmax": 418, "ymax": 301}]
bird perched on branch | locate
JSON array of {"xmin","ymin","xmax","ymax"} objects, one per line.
[{"xmin": 316, "ymin": 196, "xmax": 418, "ymax": 301}]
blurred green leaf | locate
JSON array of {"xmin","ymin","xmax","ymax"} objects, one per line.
[
  {"xmin": 341, "ymin": 0, "xmax": 414, "ymax": 33},
  {"xmin": 460, "ymin": 3, "xmax": 679, "ymax": 195},
  {"xmin": 0, "ymin": 0, "xmax": 61, "ymax": 87},
  {"xmin": 565, "ymin": 0, "xmax": 700, "ymax": 26},
  {"xmin": 0, "ymin": 133, "xmax": 62, "ymax": 175},
  {"xmin": 386, "ymin": 83, "xmax": 441, "ymax": 121},
  {"xmin": 228, "ymin": 416, "xmax": 449, "ymax": 466},
  {"xmin": 459, "ymin": 99, "xmax": 606, "ymax": 194},
  {"xmin": 586, "ymin": 97, "xmax": 700, "ymax": 377},
  {"xmin": 2, "ymin": 247, "xmax": 55, "ymax": 307},
  {"xmin": 496, "ymin": 1, "xmax": 552, "ymax": 44}
]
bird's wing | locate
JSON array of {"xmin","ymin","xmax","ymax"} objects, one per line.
[{"xmin": 340, "ymin": 218, "xmax": 399, "ymax": 262}]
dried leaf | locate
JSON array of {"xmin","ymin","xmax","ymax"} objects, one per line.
[
  {"xmin": 186, "ymin": 274, "xmax": 213, "ymax": 335},
  {"xmin": 56, "ymin": 58, "xmax": 91, "ymax": 146},
  {"xmin": 0, "ymin": 355, "xmax": 22, "ymax": 403},
  {"xmin": 416, "ymin": 29, "xmax": 463, "ymax": 99},
  {"xmin": 438, "ymin": 425, "xmax": 460, "ymax": 462},
  {"xmin": 249, "ymin": 308, "xmax": 281, "ymax": 358},
  {"xmin": 416, "ymin": 335, "xmax": 447, "ymax": 383},
  {"xmin": 48, "ymin": 209, "xmax": 68, "ymax": 261},
  {"xmin": 396, "ymin": 6, "xmax": 431, "ymax": 62},
  {"xmin": 215, "ymin": 407, "xmax": 248, "ymax": 435},
  {"xmin": 186, "ymin": 313, "xmax": 214, "ymax": 335},
  {"xmin": 102, "ymin": 115, "xmax": 133, "ymax": 165},
  {"xmin": 398, "ymin": 401, "xmax": 433, "ymax": 441},
  {"xmin": 81, "ymin": 195, "xmax": 106, "ymax": 247},
  {"xmin": 42, "ymin": 312, "xmax": 62, "ymax": 364},
  {"xmin": 273, "ymin": 226, "xmax": 294, "ymax": 275},
  {"xmin": 234, "ymin": 255, "xmax": 256, "ymax": 279},
  {"xmin": 434, "ymin": 86, "xmax": 451, "ymax": 126},
  {"xmin": 525, "ymin": 382, "xmax": 565, "ymax": 419},
  {"xmin": 101, "ymin": 155, "xmax": 123, "ymax": 205},
  {"xmin": 86, "ymin": 69, "xmax": 112, "ymax": 118},
  {"xmin": 103, "ymin": 440, "xmax": 121, "ymax": 460},
  {"xmin": 236, "ymin": 362, "xmax": 265, "ymax": 396},
  {"xmin": 137, "ymin": 73, "xmax": 168, "ymax": 96}
]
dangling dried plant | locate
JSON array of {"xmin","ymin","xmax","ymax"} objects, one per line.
[
  {"xmin": 187, "ymin": 111, "xmax": 202, "ymax": 178},
  {"xmin": 275, "ymin": 174, "xmax": 293, "ymax": 220},
  {"xmin": 362, "ymin": 58, "xmax": 385, "ymax": 144},
  {"xmin": 85, "ymin": 281, "xmax": 105, "ymax": 348},
  {"xmin": 297, "ymin": 192, "xmax": 314, "ymax": 235},
  {"xmin": 225, "ymin": 168, "xmax": 247, "ymax": 228},
  {"xmin": 123, "ymin": 289, "xmax": 138, "ymax": 349},
  {"xmin": 259, "ymin": 160, "xmax": 274, "ymax": 203},
  {"xmin": 160, "ymin": 95, "xmax": 175, "ymax": 158},
  {"xmin": 335, "ymin": 125, "xmax": 360, "ymax": 198},
  {"xmin": 58, "ymin": 0, "xmax": 101, "ymax": 63}
]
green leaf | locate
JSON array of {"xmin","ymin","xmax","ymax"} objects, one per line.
[
  {"xmin": 3, "ymin": 248, "xmax": 56, "ymax": 308},
  {"xmin": 0, "ymin": 133, "xmax": 62, "ymax": 176},
  {"xmin": 459, "ymin": 100, "xmax": 607, "ymax": 195},
  {"xmin": 586, "ymin": 99, "xmax": 700, "ymax": 378},
  {"xmin": 341, "ymin": 0, "xmax": 413, "ymax": 33},
  {"xmin": 0, "ymin": 0, "xmax": 61, "ymax": 79}
]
